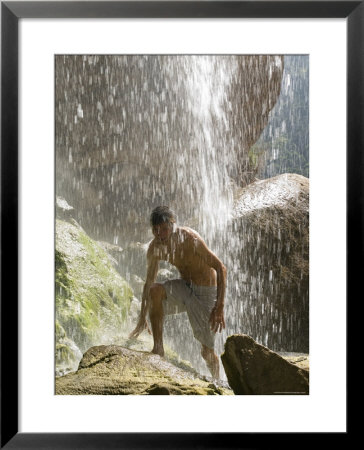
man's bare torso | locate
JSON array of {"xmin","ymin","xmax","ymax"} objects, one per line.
[{"xmin": 150, "ymin": 226, "xmax": 217, "ymax": 286}]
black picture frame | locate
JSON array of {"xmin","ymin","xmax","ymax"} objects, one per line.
[{"xmin": 1, "ymin": 1, "xmax": 356, "ymax": 448}]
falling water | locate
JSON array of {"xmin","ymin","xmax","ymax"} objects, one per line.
[{"xmin": 56, "ymin": 55, "xmax": 308, "ymax": 377}]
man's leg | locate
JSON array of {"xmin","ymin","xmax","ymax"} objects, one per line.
[
  {"xmin": 201, "ymin": 344, "xmax": 220, "ymax": 379},
  {"xmin": 149, "ymin": 283, "xmax": 167, "ymax": 356}
]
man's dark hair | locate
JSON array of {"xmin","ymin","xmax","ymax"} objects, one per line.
[{"xmin": 150, "ymin": 206, "xmax": 177, "ymax": 227}]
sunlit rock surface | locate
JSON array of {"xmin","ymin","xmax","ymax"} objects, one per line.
[
  {"xmin": 226, "ymin": 173, "xmax": 309, "ymax": 352},
  {"xmin": 221, "ymin": 334, "xmax": 309, "ymax": 395},
  {"xmin": 55, "ymin": 345, "xmax": 233, "ymax": 395},
  {"xmin": 56, "ymin": 219, "xmax": 133, "ymax": 375}
]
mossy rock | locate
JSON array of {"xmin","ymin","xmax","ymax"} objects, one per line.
[
  {"xmin": 56, "ymin": 343, "xmax": 78, "ymax": 367},
  {"xmin": 56, "ymin": 345, "xmax": 233, "ymax": 395},
  {"xmin": 55, "ymin": 219, "xmax": 133, "ymax": 368},
  {"xmin": 55, "ymin": 320, "xmax": 66, "ymax": 340}
]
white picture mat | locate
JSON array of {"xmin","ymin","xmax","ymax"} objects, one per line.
[{"xmin": 19, "ymin": 18, "xmax": 347, "ymax": 433}]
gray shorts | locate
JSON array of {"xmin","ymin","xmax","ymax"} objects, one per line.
[{"xmin": 162, "ymin": 279, "xmax": 217, "ymax": 350}]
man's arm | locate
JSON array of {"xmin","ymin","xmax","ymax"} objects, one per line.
[
  {"xmin": 129, "ymin": 244, "xmax": 159, "ymax": 339},
  {"xmin": 139, "ymin": 248, "xmax": 159, "ymax": 320},
  {"xmin": 191, "ymin": 234, "xmax": 227, "ymax": 333}
]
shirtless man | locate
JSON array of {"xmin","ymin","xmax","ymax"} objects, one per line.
[{"xmin": 129, "ymin": 206, "xmax": 226, "ymax": 379}]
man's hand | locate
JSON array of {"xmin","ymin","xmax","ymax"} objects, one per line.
[
  {"xmin": 128, "ymin": 316, "xmax": 152, "ymax": 339},
  {"xmin": 209, "ymin": 305, "xmax": 225, "ymax": 333}
]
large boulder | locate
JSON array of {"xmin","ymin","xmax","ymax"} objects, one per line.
[
  {"xmin": 56, "ymin": 219, "xmax": 133, "ymax": 374},
  {"xmin": 55, "ymin": 55, "xmax": 283, "ymax": 243},
  {"xmin": 226, "ymin": 173, "xmax": 309, "ymax": 352},
  {"xmin": 56, "ymin": 345, "xmax": 233, "ymax": 395},
  {"xmin": 221, "ymin": 334, "xmax": 309, "ymax": 395},
  {"xmin": 139, "ymin": 173, "xmax": 309, "ymax": 376}
]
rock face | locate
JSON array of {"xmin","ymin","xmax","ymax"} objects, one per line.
[
  {"xmin": 228, "ymin": 173, "xmax": 309, "ymax": 352},
  {"xmin": 56, "ymin": 219, "xmax": 133, "ymax": 375},
  {"xmin": 56, "ymin": 196, "xmax": 75, "ymax": 221},
  {"xmin": 56, "ymin": 345, "xmax": 233, "ymax": 395},
  {"xmin": 55, "ymin": 55, "xmax": 283, "ymax": 243},
  {"xmin": 221, "ymin": 334, "xmax": 309, "ymax": 395}
]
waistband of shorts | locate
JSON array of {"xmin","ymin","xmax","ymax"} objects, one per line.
[{"xmin": 188, "ymin": 281, "xmax": 217, "ymax": 294}]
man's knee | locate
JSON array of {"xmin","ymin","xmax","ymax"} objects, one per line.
[{"xmin": 149, "ymin": 283, "xmax": 166, "ymax": 303}]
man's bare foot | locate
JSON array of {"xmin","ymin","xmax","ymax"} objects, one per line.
[{"xmin": 151, "ymin": 345, "xmax": 164, "ymax": 357}]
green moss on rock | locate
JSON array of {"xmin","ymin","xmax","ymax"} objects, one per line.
[
  {"xmin": 56, "ymin": 345, "xmax": 233, "ymax": 395},
  {"xmin": 56, "ymin": 343, "xmax": 76, "ymax": 366},
  {"xmin": 55, "ymin": 219, "xmax": 133, "ymax": 370},
  {"xmin": 55, "ymin": 320, "xmax": 66, "ymax": 340}
]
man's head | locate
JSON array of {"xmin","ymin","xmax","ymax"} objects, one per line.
[{"xmin": 150, "ymin": 206, "xmax": 176, "ymax": 243}]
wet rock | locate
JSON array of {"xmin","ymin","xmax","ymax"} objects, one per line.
[
  {"xmin": 55, "ymin": 55, "xmax": 283, "ymax": 243},
  {"xmin": 221, "ymin": 334, "xmax": 309, "ymax": 395},
  {"xmin": 127, "ymin": 296, "xmax": 142, "ymax": 324},
  {"xmin": 129, "ymin": 274, "xmax": 145, "ymax": 297},
  {"xmin": 56, "ymin": 196, "xmax": 75, "ymax": 221},
  {"xmin": 231, "ymin": 173, "xmax": 309, "ymax": 352},
  {"xmin": 55, "ymin": 220, "xmax": 133, "ymax": 373},
  {"xmin": 118, "ymin": 241, "xmax": 149, "ymax": 280},
  {"xmin": 97, "ymin": 241, "xmax": 123, "ymax": 267},
  {"xmin": 56, "ymin": 345, "xmax": 233, "ymax": 395},
  {"xmin": 145, "ymin": 384, "xmax": 171, "ymax": 395},
  {"xmin": 283, "ymin": 354, "xmax": 309, "ymax": 371}
]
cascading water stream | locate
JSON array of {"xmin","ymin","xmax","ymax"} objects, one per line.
[
  {"xmin": 159, "ymin": 56, "xmax": 237, "ymax": 376},
  {"xmin": 55, "ymin": 54, "xmax": 308, "ymax": 379}
]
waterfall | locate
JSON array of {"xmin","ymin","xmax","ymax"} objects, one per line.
[{"xmin": 55, "ymin": 54, "xmax": 308, "ymax": 379}]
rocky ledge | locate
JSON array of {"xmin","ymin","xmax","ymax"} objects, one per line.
[{"xmin": 56, "ymin": 345, "xmax": 233, "ymax": 395}]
